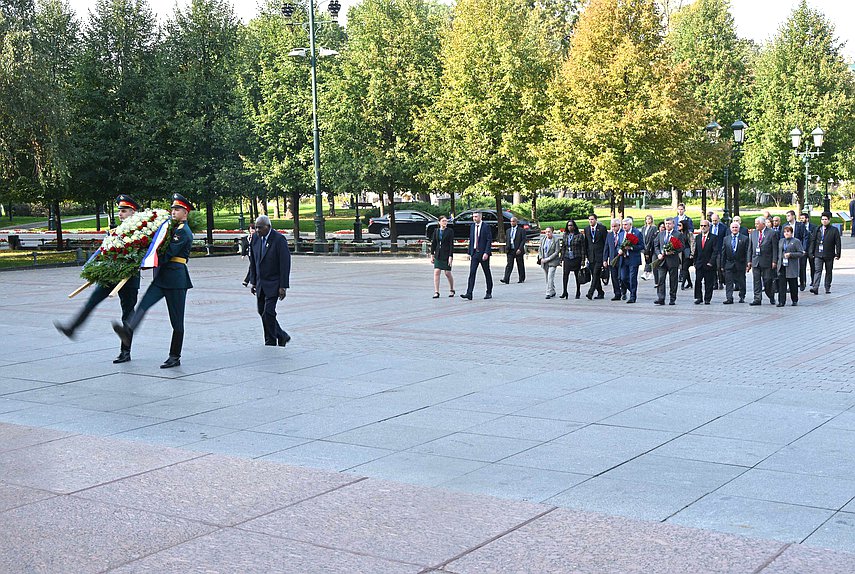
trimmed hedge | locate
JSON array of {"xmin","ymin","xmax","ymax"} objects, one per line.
[{"xmin": 518, "ymin": 197, "xmax": 595, "ymax": 223}]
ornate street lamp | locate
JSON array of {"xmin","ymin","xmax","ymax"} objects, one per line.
[
  {"xmin": 705, "ymin": 119, "xmax": 747, "ymax": 225},
  {"xmin": 282, "ymin": 1, "xmax": 341, "ymax": 252},
  {"xmin": 790, "ymin": 126, "xmax": 825, "ymax": 212}
]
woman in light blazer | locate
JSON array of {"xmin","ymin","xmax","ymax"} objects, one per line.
[
  {"xmin": 776, "ymin": 225, "xmax": 805, "ymax": 306},
  {"xmin": 430, "ymin": 216, "xmax": 455, "ymax": 298}
]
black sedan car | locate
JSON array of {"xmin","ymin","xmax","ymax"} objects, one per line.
[
  {"xmin": 368, "ymin": 210, "xmax": 438, "ymax": 239},
  {"xmin": 424, "ymin": 209, "xmax": 541, "ymax": 242}
]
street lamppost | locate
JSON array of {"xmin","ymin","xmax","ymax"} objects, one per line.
[
  {"xmin": 789, "ymin": 126, "xmax": 825, "ymax": 213},
  {"xmin": 705, "ymin": 119, "xmax": 746, "ymax": 225},
  {"xmin": 282, "ymin": 0, "xmax": 341, "ymax": 253}
]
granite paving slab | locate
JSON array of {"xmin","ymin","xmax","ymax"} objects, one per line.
[
  {"xmin": 0, "ymin": 422, "xmax": 71, "ymax": 453},
  {"xmin": 717, "ymin": 468, "xmax": 855, "ymax": 510},
  {"xmin": 408, "ymin": 432, "xmax": 541, "ymax": 463},
  {"xmin": 444, "ymin": 507, "xmax": 786, "ymax": 574},
  {"xmin": 0, "ymin": 434, "xmax": 200, "ymax": 493},
  {"xmin": 77, "ymin": 454, "xmax": 360, "ymax": 526},
  {"xmin": 182, "ymin": 430, "xmax": 309, "ymax": 458},
  {"xmin": 0, "ymin": 496, "xmax": 216, "ymax": 574},
  {"xmin": 108, "ymin": 528, "xmax": 422, "ymax": 574},
  {"xmin": 0, "ymin": 483, "xmax": 55, "ymax": 512},
  {"xmin": 762, "ymin": 544, "xmax": 855, "ymax": 573},
  {"xmin": 328, "ymin": 421, "xmax": 453, "ymax": 451},
  {"xmin": 347, "ymin": 451, "xmax": 487, "ymax": 487},
  {"xmin": 803, "ymin": 512, "xmax": 855, "ymax": 553},
  {"xmin": 240, "ymin": 478, "xmax": 549, "ymax": 567},
  {"xmin": 112, "ymin": 420, "xmax": 235, "ymax": 447},
  {"xmin": 439, "ymin": 463, "xmax": 589, "ymax": 503},
  {"xmin": 649, "ymin": 433, "xmax": 782, "ymax": 467},
  {"xmin": 259, "ymin": 439, "xmax": 393, "ymax": 471}
]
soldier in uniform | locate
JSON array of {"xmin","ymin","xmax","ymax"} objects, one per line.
[
  {"xmin": 114, "ymin": 194, "xmax": 194, "ymax": 368},
  {"xmin": 54, "ymin": 195, "xmax": 141, "ymax": 364}
]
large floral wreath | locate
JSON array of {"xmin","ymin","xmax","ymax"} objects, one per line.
[{"xmin": 81, "ymin": 209, "xmax": 172, "ymax": 287}]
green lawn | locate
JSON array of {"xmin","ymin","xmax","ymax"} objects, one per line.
[
  {"xmin": 0, "ymin": 249, "xmax": 78, "ymax": 269},
  {"xmin": 0, "ymin": 216, "xmax": 48, "ymax": 228}
]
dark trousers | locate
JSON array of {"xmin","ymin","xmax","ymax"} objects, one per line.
[
  {"xmin": 503, "ymin": 250, "xmax": 525, "ymax": 282},
  {"xmin": 680, "ymin": 257, "xmax": 692, "ymax": 286},
  {"xmin": 587, "ymin": 262, "xmax": 605, "ymax": 297},
  {"xmin": 257, "ymin": 289, "xmax": 287, "ymax": 345},
  {"xmin": 723, "ymin": 267, "xmax": 746, "ymax": 302},
  {"xmin": 561, "ymin": 259, "xmax": 581, "ymax": 297},
  {"xmin": 68, "ymin": 282, "xmax": 137, "ymax": 352},
  {"xmin": 752, "ymin": 266, "xmax": 775, "ymax": 303},
  {"xmin": 694, "ymin": 264, "xmax": 716, "ymax": 302},
  {"xmin": 128, "ymin": 285, "xmax": 187, "ymax": 358},
  {"xmin": 619, "ymin": 263, "xmax": 638, "ymax": 299},
  {"xmin": 608, "ymin": 264, "xmax": 621, "ymax": 297},
  {"xmin": 657, "ymin": 263, "xmax": 679, "ymax": 302},
  {"xmin": 777, "ymin": 268, "xmax": 799, "ymax": 304},
  {"xmin": 812, "ymin": 257, "xmax": 835, "ymax": 290},
  {"xmin": 467, "ymin": 253, "xmax": 493, "ymax": 295},
  {"xmin": 800, "ymin": 254, "xmax": 815, "ymax": 288}
]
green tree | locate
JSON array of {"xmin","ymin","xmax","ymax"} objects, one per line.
[
  {"xmin": 668, "ymin": 0, "xmax": 752, "ymax": 210},
  {"xmin": 72, "ymin": 0, "xmax": 159, "ymax": 221},
  {"xmin": 542, "ymin": 0, "xmax": 717, "ymax": 217},
  {"xmin": 324, "ymin": 0, "xmax": 446, "ymax": 251},
  {"xmin": 743, "ymin": 0, "xmax": 855, "ymax": 211},
  {"xmin": 421, "ymin": 0, "xmax": 566, "ymax": 239},
  {"xmin": 160, "ymin": 0, "xmax": 248, "ymax": 242}
]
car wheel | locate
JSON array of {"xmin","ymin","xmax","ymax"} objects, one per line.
[{"xmin": 379, "ymin": 226, "xmax": 391, "ymax": 239}]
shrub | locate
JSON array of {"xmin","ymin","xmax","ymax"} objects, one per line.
[{"xmin": 517, "ymin": 197, "xmax": 595, "ymax": 223}]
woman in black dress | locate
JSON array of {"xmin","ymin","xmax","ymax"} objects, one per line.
[
  {"xmin": 430, "ymin": 216, "xmax": 455, "ymax": 298},
  {"xmin": 559, "ymin": 219, "xmax": 587, "ymax": 299},
  {"xmin": 678, "ymin": 218, "xmax": 694, "ymax": 290}
]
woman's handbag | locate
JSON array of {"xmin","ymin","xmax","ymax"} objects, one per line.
[{"xmin": 579, "ymin": 265, "xmax": 592, "ymax": 285}]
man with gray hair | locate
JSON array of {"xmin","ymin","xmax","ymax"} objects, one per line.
[
  {"xmin": 747, "ymin": 216, "xmax": 778, "ymax": 306},
  {"xmin": 246, "ymin": 215, "xmax": 292, "ymax": 345}
]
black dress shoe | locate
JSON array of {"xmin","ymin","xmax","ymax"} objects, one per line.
[
  {"xmin": 792, "ymin": 301, "xmax": 798, "ymax": 306},
  {"xmin": 621, "ymin": 294, "xmax": 627, "ymax": 300},
  {"xmin": 575, "ymin": 294, "xmax": 581, "ymax": 299},
  {"xmin": 626, "ymin": 298, "xmax": 636, "ymax": 304},
  {"xmin": 160, "ymin": 356, "xmax": 180, "ymax": 369},
  {"xmin": 112, "ymin": 322, "xmax": 133, "ymax": 348},
  {"xmin": 776, "ymin": 303, "xmax": 785, "ymax": 307},
  {"xmin": 594, "ymin": 294, "xmax": 605, "ymax": 300},
  {"xmin": 113, "ymin": 351, "xmax": 131, "ymax": 364},
  {"xmin": 749, "ymin": 301, "xmax": 761, "ymax": 306},
  {"xmin": 518, "ymin": 280, "xmax": 525, "ymax": 283},
  {"xmin": 723, "ymin": 300, "xmax": 734, "ymax": 305},
  {"xmin": 739, "ymin": 298, "xmax": 745, "ymax": 303},
  {"xmin": 460, "ymin": 293, "xmax": 473, "ymax": 300},
  {"xmin": 825, "ymin": 288, "xmax": 831, "ymax": 294},
  {"xmin": 654, "ymin": 300, "xmax": 665, "ymax": 305},
  {"xmin": 694, "ymin": 299, "xmax": 702, "ymax": 305},
  {"xmin": 545, "ymin": 294, "xmax": 554, "ymax": 299},
  {"xmin": 278, "ymin": 333, "xmax": 291, "ymax": 347},
  {"xmin": 668, "ymin": 301, "xmax": 676, "ymax": 305},
  {"xmin": 54, "ymin": 321, "xmax": 75, "ymax": 340},
  {"xmin": 704, "ymin": 301, "xmax": 711, "ymax": 305},
  {"xmin": 484, "ymin": 293, "xmax": 492, "ymax": 300},
  {"xmin": 800, "ymin": 285, "xmax": 806, "ymax": 291},
  {"xmin": 809, "ymin": 288, "xmax": 818, "ymax": 295},
  {"xmin": 610, "ymin": 296, "xmax": 621, "ymax": 301},
  {"xmin": 559, "ymin": 293, "xmax": 568, "ymax": 299},
  {"xmin": 499, "ymin": 279, "xmax": 509, "ymax": 284},
  {"xmin": 585, "ymin": 293, "xmax": 593, "ymax": 300}
]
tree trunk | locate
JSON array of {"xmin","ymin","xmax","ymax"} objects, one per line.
[
  {"xmin": 795, "ymin": 179, "xmax": 805, "ymax": 214},
  {"xmin": 274, "ymin": 196, "xmax": 281, "ymax": 219},
  {"xmin": 291, "ymin": 190, "xmax": 301, "ymax": 249},
  {"xmin": 260, "ymin": 195, "xmax": 268, "ymax": 216},
  {"xmin": 329, "ymin": 192, "xmax": 335, "ymax": 217},
  {"xmin": 251, "ymin": 195, "xmax": 259, "ymax": 219},
  {"xmin": 205, "ymin": 199, "xmax": 214, "ymax": 245},
  {"xmin": 609, "ymin": 190, "xmax": 616, "ymax": 218},
  {"xmin": 513, "ymin": 191, "xmax": 521, "ymax": 206},
  {"xmin": 387, "ymin": 187, "xmax": 398, "ymax": 253},
  {"xmin": 53, "ymin": 200, "xmax": 63, "ymax": 250},
  {"xmin": 733, "ymin": 182, "xmax": 741, "ymax": 216},
  {"xmin": 531, "ymin": 194, "xmax": 538, "ymax": 224},
  {"xmin": 95, "ymin": 203, "xmax": 101, "ymax": 232},
  {"xmin": 494, "ymin": 194, "xmax": 505, "ymax": 244}
]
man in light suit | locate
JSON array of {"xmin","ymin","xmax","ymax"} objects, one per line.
[
  {"xmin": 618, "ymin": 217, "xmax": 643, "ymax": 303},
  {"xmin": 809, "ymin": 211, "xmax": 842, "ymax": 294},
  {"xmin": 720, "ymin": 221, "xmax": 749, "ymax": 304},
  {"xmin": 246, "ymin": 215, "xmax": 292, "ymax": 346},
  {"xmin": 500, "ymin": 216, "xmax": 526, "ymax": 284},
  {"xmin": 799, "ymin": 212, "xmax": 815, "ymax": 290},
  {"xmin": 602, "ymin": 218, "xmax": 624, "ymax": 300},
  {"xmin": 538, "ymin": 227, "xmax": 560, "ymax": 299},
  {"xmin": 748, "ymin": 216, "xmax": 778, "ymax": 306},
  {"xmin": 584, "ymin": 214, "xmax": 607, "ymax": 300},
  {"xmin": 461, "ymin": 211, "xmax": 493, "ymax": 300},
  {"xmin": 653, "ymin": 217, "xmax": 682, "ymax": 305},
  {"xmin": 693, "ymin": 220, "xmax": 720, "ymax": 305}
]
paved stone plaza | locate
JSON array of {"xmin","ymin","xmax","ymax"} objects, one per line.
[{"xmin": 1, "ymin": 239, "xmax": 854, "ymax": 572}]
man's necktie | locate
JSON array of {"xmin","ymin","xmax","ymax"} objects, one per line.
[{"xmin": 732, "ymin": 235, "xmax": 737, "ymax": 252}]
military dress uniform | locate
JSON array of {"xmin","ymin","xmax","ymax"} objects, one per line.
[
  {"xmin": 115, "ymin": 194, "xmax": 194, "ymax": 368},
  {"xmin": 55, "ymin": 195, "xmax": 141, "ymax": 364}
]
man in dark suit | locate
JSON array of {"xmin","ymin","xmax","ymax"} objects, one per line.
[
  {"xmin": 799, "ymin": 212, "xmax": 815, "ymax": 290},
  {"xmin": 584, "ymin": 214, "xmax": 607, "ymax": 300},
  {"xmin": 500, "ymin": 216, "xmax": 526, "ymax": 284},
  {"xmin": 461, "ymin": 211, "xmax": 493, "ymax": 300},
  {"xmin": 55, "ymin": 195, "xmax": 141, "ymax": 364},
  {"xmin": 653, "ymin": 217, "xmax": 682, "ymax": 305},
  {"xmin": 721, "ymin": 221, "xmax": 749, "ymax": 304},
  {"xmin": 747, "ymin": 216, "xmax": 778, "ymax": 306},
  {"xmin": 809, "ymin": 211, "xmax": 842, "ymax": 294},
  {"xmin": 709, "ymin": 212, "xmax": 727, "ymax": 289},
  {"xmin": 602, "ymin": 218, "xmax": 624, "ymax": 300},
  {"xmin": 618, "ymin": 218, "xmax": 643, "ymax": 303},
  {"xmin": 246, "ymin": 215, "xmax": 292, "ymax": 346},
  {"xmin": 693, "ymin": 220, "xmax": 720, "ymax": 305},
  {"xmin": 114, "ymin": 194, "xmax": 194, "ymax": 368},
  {"xmin": 640, "ymin": 214, "xmax": 657, "ymax": 281}
]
